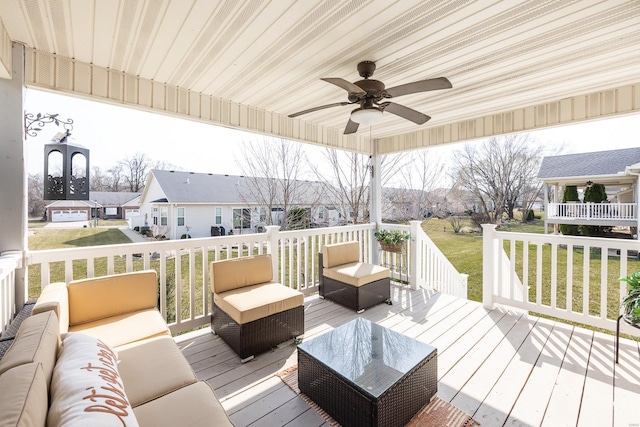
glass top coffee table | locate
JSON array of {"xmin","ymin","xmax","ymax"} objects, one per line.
[{"xmin": 297, "ymin": 318, "xmax": 437, "ymax": 427}]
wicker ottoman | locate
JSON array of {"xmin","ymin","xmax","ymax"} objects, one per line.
[{"xmin": 298, "ymin": 318, "xmax": 437, "ymax": 427}]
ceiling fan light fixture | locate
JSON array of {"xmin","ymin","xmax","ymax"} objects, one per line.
[{"xmin": 350, "ymin": 107, "xmax": 383, "ymax": 126}]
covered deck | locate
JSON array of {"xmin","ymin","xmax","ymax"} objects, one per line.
[{"xmin": 177, "ymin": 286, "xmax": 640, "ymax": 426}]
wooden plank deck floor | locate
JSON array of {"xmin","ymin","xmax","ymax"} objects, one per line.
[{"xmin": 174, "ymin": 285, "xmax": 640, "ymax": 427}]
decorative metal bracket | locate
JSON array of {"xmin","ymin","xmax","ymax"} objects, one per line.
[{"xmin": 24, "ymin": 113, "xmax": 74, "ymax": 138}]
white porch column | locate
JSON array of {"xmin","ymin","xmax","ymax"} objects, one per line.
[
  {"xmin": 369, "ymin": 140, "xmax": 382, "ymax": 264},
  {"xmin": 0, "ymin": 42, "xmax": 27, "ymax": 308},
  {"xmin": 408, "ymin": 221, "xmax": 421, "ymax": 290},
  {"xmin": 481, "ymin": 224, "xmax": 498, "ymax": 309}
]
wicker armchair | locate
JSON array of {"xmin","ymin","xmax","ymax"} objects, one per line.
[
  {"xmin": 209, "ymin": 254, "xmax": 304, "ymax": 362},
  {"xmin": 319, "ymin": 241, "xmax": 391, "ymax": 313}
]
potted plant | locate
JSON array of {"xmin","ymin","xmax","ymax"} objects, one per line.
[
  {"xmin": 374, "ymin": 229, "xmax": 409, "ymax": 253},
  {"xmin": 620, "ymin": 271, "xmax": 640, "ymax": 326}
]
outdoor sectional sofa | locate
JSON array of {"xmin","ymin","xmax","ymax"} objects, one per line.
[
  {"xmin": 319, "ymin": 241, "xmax": 391, "ymax": 312},
  {"xmin": 210, "ymin": 254, "xmax": 304, "ymax": 362},
  {"xmin": 0, "ymin": 270, "xmax": 234, "ymax": 427}
]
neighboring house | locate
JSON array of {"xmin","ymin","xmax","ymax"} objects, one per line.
[
  {"xmin": 537, "ymin": 147, "xmax": 640, "ymax": 236},
  {"xmin": 91, "ymin": 192, "xmax": 141, "ymax": 220},
  {"xmin": 137, "ymin": 170, "xmax": 342, "ymax": 239},
  {"xmin": 45, "ymin": 191, "xmax": 141, "ymax": 222}
]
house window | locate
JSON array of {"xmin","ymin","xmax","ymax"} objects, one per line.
[
  {"xmin": 259, "ymin": 207, "xmax": 267, "ymax": 222},
  {"xmin": 233, "ymin": 208, "xmax": 251, "ymax": 229},
  {"xmin": 152, "ymin": 207, "xmax": 158, "ymax": 225},
  {"xmin": 177, "ymin": 207, "xmax": 185, "ymax": 226},
  {"xmin": 214, "ymin": 207, "xmax": 222, "ymax": 225},
  {"xmin": 318, "ymin": 206, "xmax": 324, "ymax": 219},
  {"xmin": 160, "ymin": 207, "xmax": 168, "ymax": 226}
]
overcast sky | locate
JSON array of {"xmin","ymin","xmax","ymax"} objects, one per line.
[{"xmin": 24, "ymin": 89, "xmax": 639, "ymax": 180}]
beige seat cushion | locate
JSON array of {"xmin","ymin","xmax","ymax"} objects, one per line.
[
  {"xmin": 0, "ymin": 363, "xmax": 48, "ymax": 427},
  {"xmin": 117, "ymin": 336, "xmax": 197, "ymax": 407},
  {"xmin": 214, "ymin": 283, "xmax": 303, "ymax": 324},
  {"xmin": 0, "ymin": 311, "xmax": 60, "ymax": 385},
  {"xmin": 210, "ymin": 254, "xmax": 273, "ymax": 293},
  {"xmin": 134, "ymin": 381, "xmax": 233, "ymax": 427},
  {"xmin": 69, "ymin": 309, "xmax": 170, "ymax": 348},
  {"xmin": 323, "ymin": 262, "xmax": 390, "ymax": 287},
  {"xmin": 323, "ymin": 241, "xmax": 359, "ymax": 268}
]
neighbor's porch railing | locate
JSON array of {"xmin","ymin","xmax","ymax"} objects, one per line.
[
  {"xmin": 482, "ymin": 224, "xmax": 640, "ymax": 336},
  {"xmin": 548, "ymin": 202, "xmax": 637, "ymax": 221}
]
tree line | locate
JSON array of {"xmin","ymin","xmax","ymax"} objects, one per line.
[
  {"xmin": 28, "ymin": 153, "xmax": 179, "ymax": 218},
  {"xmin": 29, "ymin": 134, "xmax": 550, "ymax": 227}
]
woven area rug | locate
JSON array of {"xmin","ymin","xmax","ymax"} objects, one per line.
[{"xmin": 276, "ymin": 365, "xmax": 479, "ymax": 427}]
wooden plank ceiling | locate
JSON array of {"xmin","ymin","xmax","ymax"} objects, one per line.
[{"xmin": 0, "ymin": 0, "xmax": 638, "ymax": 154}]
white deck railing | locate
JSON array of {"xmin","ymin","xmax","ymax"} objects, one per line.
[
  {"xmin": 0, "ymin": 222, "xmax": 469, "ymax": 335},
  {"xmin": 0, "ymin": 252, "xmax": 22, "ymax": 333},
  {"xmin": 548, "ymin": 202, "xmax": 637, "ymax": 220},
  {"xmin": 482, "ymin": 224, "xmax": 640, "ymax": 335}
]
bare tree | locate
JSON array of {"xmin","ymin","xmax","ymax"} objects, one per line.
[
  {"xmin": 451, "ymin": 134, "xmax": 544, "ymax": 225},
  {"xmin": 107, "ymin": 164, "xmax": 124, "ymax": 192},
  {"xmin": 312, "ymin": 150, "xmax": 412, "ymax": 224},
  {"xmin": 28, "ymin": 173, "xmax": 45, "ymax": 218},
  {"xmin": 119, "ymin": 152, "xmax": 152, "ymax": 192},
  {"xmin": 238, "ymin": 137, "xmax": 312, "ymax": 230},
  {"xmin": 318, "ymin": 150, "xmax": 370, "ymax": 224},
  {"xmin": 395, "ymin": 150, "xmax": 446, "ymax": 219},
  {"xmin": 90, "ymin": 166, "xmax": 110, "ymax": 191}
]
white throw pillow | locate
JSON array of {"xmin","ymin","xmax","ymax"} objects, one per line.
[{"xmin": 48, "ymin": 333, "xmax": 140, "ymax": 427}]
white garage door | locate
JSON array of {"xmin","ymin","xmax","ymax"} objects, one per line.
[
  {"xmin": 125, "ymin": 209, "xmax": 140, "ymax": 220},
  {"xmin": 52, "ymin": 210, "xmax": 87, "ymax": 222}
]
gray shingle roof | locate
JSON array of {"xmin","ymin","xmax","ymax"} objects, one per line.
[
  {"xmin": 537, "ymin": 147, "xmax": 640, "ymax": 179},
  {"xmin": 149, "ymin": 170, "xmax": 329, "ymax": 204},
  {"xmin": 90, "ymin": 191, "xmax": 140, "ymax": 206}
]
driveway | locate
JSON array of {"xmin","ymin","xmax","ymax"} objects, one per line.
[{"xmin": 43, "ymin": 221, "xmax": 91, "ymax": 229}]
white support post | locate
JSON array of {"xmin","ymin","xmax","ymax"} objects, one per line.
[
  {"xmin": 265, "ymin": 226, "xmax": 281, "ymax": 282},
  {"xmin": 0, "ymin": 43, "xmax": 27, "ymax": 309},
  {"xmin": 482, "ymin": 224, "xmax": 498, "ymax": 309},
  {"xmin": 409, "ymin": 221, "xmax": 421, "ymax": 290},
  {"xmin": 369, "ymin": 144, "xmax": 382, "ymax": 265}
]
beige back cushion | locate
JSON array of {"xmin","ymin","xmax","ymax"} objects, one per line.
[
  {"xmin": 210, "ymin": 255, "xmax": 273, "ymax": 294},
  {"xmin": 0, "ymin": 311, "xmax": 60, "ymax": 386},
  {"xmin": 33, "ymin": 282, "xmax": 69, "ymax": 334},
  {"xmin": 68, "ymin": 270, "xmax": 158, "ymax": 326},
  {"xmin": 0, "ymin": 363, "xmax": 48, "ymax": 427},
  {"xmin": 323, "ymin": 241, "xmax": 360, "ymax": 268}
]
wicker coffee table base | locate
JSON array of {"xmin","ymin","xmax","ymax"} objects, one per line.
[{"xmin": 298, "ymin": 347, "xmax": 437, "ymax": 427}]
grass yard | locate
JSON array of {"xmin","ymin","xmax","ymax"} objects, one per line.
[
  {"xmin": 423, "ymin": 216, "xmax": 640, "ymax": 339},
  {"xmin": 28, "ymin": 228, "xmax": 132, "ymax": 250}
]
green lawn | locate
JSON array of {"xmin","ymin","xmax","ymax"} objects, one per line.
[
  {"xmin": 28, "ymin": 228, "xmax": 132, "ymax": 250},
  {"xmin": 423, "ymin": 216, "xmax": 640, "ymax": 339}
]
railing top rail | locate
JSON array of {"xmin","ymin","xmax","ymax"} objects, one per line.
[{"xmin": 492, "ymin": 229, "xmax": 640, "ymax": 249}]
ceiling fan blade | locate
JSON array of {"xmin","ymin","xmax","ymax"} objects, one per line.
[
  {"xmin": 344, "ymin": 119, "xmax": 359, "ymax": 134},
  {"xmin": 288, "ymin": 102, "xmax": 350, "ymax": 118},
  {"xmin": 321, "ymin": 78, "xmax": 366, "ymax": 95},
  {"xmin": 380, "ymin": 102, "xmax": 431, "ymax": 124},
  {"xmin": 385, "ymin": 77, "xmax": 452, "ymax": 98}
]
